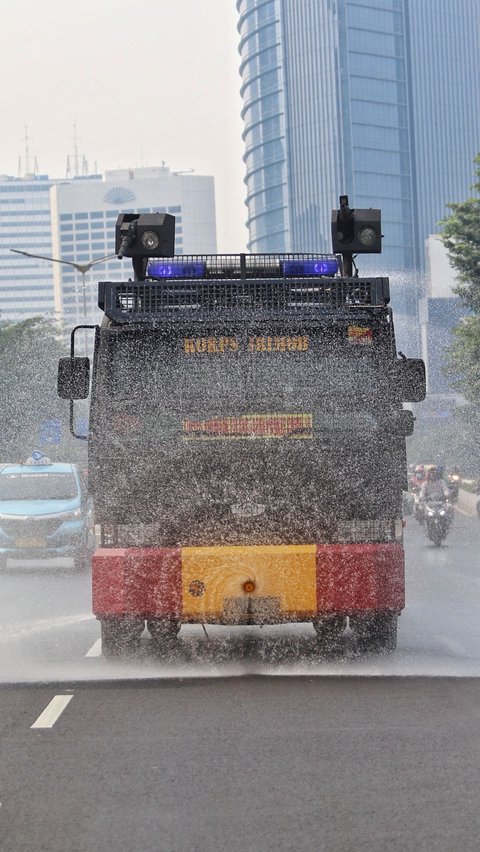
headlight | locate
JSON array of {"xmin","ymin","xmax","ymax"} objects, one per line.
[
  {"xmin": 0, "ymin": 508, "xmax": 83, "ymax": 521},
  {"xmin": 61, "ymin": 507, "xmax": 83, "ymax": 521}
]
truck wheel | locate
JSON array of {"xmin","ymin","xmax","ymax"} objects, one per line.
[
  {"xmin": 313, "ymin": 616, "xmax": 346, "ymax": 648},
  {"xmin": 147, "ymin": 619, "xmax": 180, "ymax": 650},
  {"xmin": 100, "ymin": 618, "xmax": 144, "ymax": 657},
  {"xmin": 350, "ymin": 613, "xmax": 398, "ymax": 654},
  {"xmin": 73, "ymin": 550, "xmax": 90, "ymax": 573}
]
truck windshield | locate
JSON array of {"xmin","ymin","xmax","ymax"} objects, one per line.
[
  {"xmin": 91, "ymin": 328, "xmax": 404, "ymax": 533},
  {"xmin": 0, "ymin": 473, "xmax": 78, "ymax": 501},
  {"xmin": 102, "ymin": 329, "xmax": 390, "ymax": 435}
]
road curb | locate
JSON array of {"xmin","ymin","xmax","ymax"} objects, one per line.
[{"xmin": 456, "ymin": 488, "xmax": 478, "ymax": 517}]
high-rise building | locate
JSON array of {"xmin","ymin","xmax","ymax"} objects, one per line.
[
  {"xmin": 50, "ymin": 166, "xmax": 217, "ymax": 326},
  {"xmin": 0, "ymin": 174, "xmax": 57, "ymax": 322},
  {"xmin": 408, "ymin": 0, "xmax": 480, "ymax": 252},
  {"xmin": 237, "ymin": 0, "xmax": 480, "ymax": 272},
  {"xmin": 425, "ymin": 235, "xmax": 458, "ymax": 299},
  {"xmin": 419, "ymin": 296, "xmax": 466, "ymax": 396},
  {"xmin": 420, "ymin": 235, "xmax": 466, "ymax": 396}
]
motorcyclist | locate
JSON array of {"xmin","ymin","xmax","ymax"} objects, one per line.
[
  {"xmin": 447, "ymin": 465, "xmax": 461, "ymax": 500},
  {"xmin": 410, "ymin": 464, "xmax": 428, "ymax": 522},
  {"xmin": 417, "ymin": 465, "xmax": 454, "ymax": 541},
  {"xmin": 419, "ymin": 465, "xmax": 451, "ymax": 503},
  {"xmin": 410, "ymin": 464, "xmax": 426, "ymax": 490}
]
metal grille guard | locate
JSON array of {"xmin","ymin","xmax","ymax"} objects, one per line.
[{"xmin": 98, "ymin": 254, "xmax": 390, "ymax": 323}]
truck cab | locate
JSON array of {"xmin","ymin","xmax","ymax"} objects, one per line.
[{"xmin": 57, "ymin": 202, "xmax": 426, "ymax": 655}]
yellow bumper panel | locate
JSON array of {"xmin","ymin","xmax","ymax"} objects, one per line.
[{"xmin": 181, "ymin": 544, "xmax": 317, "ymax": 622}]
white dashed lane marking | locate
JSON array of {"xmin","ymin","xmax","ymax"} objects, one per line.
[
  {"xmin": 31, "ymin": 695, "xmax": 74, "ymax": 729},
  {"xmin": 0, "ymin": 613, "xmax": 94, "ymax": 642},
  {"xmin": 434, "ymin": 636, "xmax": 467, "ymax": 657},
  {"xmin": 85, "ymin": 639, "xmax": 102, "ymax": 657}
]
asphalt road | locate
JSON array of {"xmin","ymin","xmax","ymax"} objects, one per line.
[{"xmin": 2, "ymin": 677, "xmax": 480, "ymax": 851}]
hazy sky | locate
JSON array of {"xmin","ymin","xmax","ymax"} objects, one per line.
[{"xmin": 0, "ymin": 0, "xmax": 247, "ymax": 251}]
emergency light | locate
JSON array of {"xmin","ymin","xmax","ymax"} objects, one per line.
[
  {"xmin": 281, "ymin": 258, "xmax": 339, "ymax": 276},
  {"xmin": 147, "ymin": 257, "xmax": 339, "ymax": 279},
  {"xmin": 147, "ymin": 260, "xmax": 206, "ymax": 278}
]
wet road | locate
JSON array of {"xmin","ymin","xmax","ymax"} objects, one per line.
[
  {"xmin": 1, "ymin": 512, "xmax": 480, "ymax": 851},
  {"xmin": 0, "ymin": 509, "xmax": 479, "ymax": 681}
]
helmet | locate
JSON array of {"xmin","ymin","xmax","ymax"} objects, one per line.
[
  {"xmin": 436, "ymin": 464, "xmax": 444, "ymax": 478},
  {"xmin": 414, "ymin": 464, "xmax": 425, "ymax": 480},
  {"xmin": 428, "ymin": 465, "xmax": 440, "ymax": 480}
]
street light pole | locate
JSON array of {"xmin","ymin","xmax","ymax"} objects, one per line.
[{"xmin": 10, "ymin": 248, "xmax": 116, "ymax": 320}]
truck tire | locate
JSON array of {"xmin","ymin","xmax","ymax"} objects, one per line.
[
  {"xmin": 313, "ymin": 616, "xmax": 346, "ymax": 649},
  {"xmin": 147, "ymin": 619, "xmax": 180, "ymax": 651},
  {"xmin": 73, "ymin": 550, "xmax": 90, "ymax": 573},
  {"xmin": 100, "ymin": 618, "xmax": 144, "ymax": 657},
  {"xmin": 350, "ymin": 613, "xmax": 398, "ymax": 654}
]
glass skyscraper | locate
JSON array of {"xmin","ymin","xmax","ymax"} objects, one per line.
[
  {"xmin": 237, "ymin": 0, "xmax": 480, "ymax": 271},
  {"xmin": 408, "ymin": 0, "xmax": 480, "ymax": 251}
]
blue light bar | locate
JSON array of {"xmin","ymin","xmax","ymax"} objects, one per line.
[
  {"xmin": 147, "ymin": 260, "xmax": 206, "ymax": 278},
  {"xmin": 281, "ymin": 258, "xmax": 339, "ymax": 277}
]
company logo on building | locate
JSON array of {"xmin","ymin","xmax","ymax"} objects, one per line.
[{"xmin": 103, "ymin": 187, "xmax": 136, "ymax": 204}]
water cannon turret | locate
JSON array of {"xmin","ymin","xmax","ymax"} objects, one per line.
[
  {"xmin": 331, "ymin": 195, "xmax": 382, "ymax": 276},
  {"xmin": 115, "ymin": 212, "xmax": 175, "ymax": 280}
]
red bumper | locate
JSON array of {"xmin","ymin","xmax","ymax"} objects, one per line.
[
  {"xmin": 92, "ymin": 548, "xmax": 182, "ymax": 618},
  {"xmin": 316, "ymin": 543, "xmax": 404, "ymax": 614},
  {"xmin": 92, "ymin": 542, "xmax": 404, "ymax": 619}
]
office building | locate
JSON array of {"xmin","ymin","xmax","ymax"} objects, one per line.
[
  {"xmin": 420, "ymin": 235, "xmax": 467, "ymax": 396},
  {"xmin": 425, "ymin": 235, "xmax": 459, "ymax": 299},
  {"xmin": 50, "ymin": 166, "xmax": 217, "ymax": 325},
  {"xmin": 419, "ymin": 296, "xmax": 465, "ymax": 395},
  {"xmin": 0, "ymin": 174, "xmax": 57, "ymax": 322},
  {"xmin": 237, "ymin": 0, "xmax": 480, "ymax": 273},
  {"xmin": 408, "ymin": 0, "xmax": 480, "ymax": 252}
]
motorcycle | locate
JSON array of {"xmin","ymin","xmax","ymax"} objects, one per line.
[
  {"xmin": 411, "ymin": 486, "xmax": 424, "ymax": 524},
  {"xmin": 402, "ymin": 490, "xmax": 414, "ymax": 516},
  {"xmin": 424, "ymin": 498, "xmax": 454, "ymax": 546},
  {"xmin": 446, "ymin": 473, "xmax": 460, "ymax": 502}
]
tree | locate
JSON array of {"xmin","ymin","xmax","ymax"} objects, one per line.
[
  {"xmin": 0, "ymin": 316, "xmax": 87, "ymax": 463},
  {"xmin": 440, "ymin": 153, "xmax": 480, "ymax": 403}
]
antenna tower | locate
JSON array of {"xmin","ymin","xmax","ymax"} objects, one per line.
[
  {"xmin": 24, "ymin": 125, "xmax": 31, "ymax": 175},
  {"xmin": 73, "ymin": 123, "xmax": 80, "ymax": 177}
]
